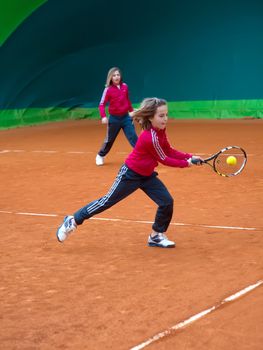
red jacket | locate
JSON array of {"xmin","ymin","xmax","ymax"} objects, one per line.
[
  {"xmin": 98, "ymin": 83, "xmax": 133, "ymax": 118},
  {"xmin": 125, "ymin": 127, "xmax": 192, "ymax": 176}
]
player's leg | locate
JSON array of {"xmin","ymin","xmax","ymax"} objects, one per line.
[
  {"xmin": 96, "ymin": 116, "xmax": 122, "ymax": 165},
  {"xmin": 122, "ymin": 114, "xmax": 138, "ymax": 147},
  {"xmin": 75, "ymin": 165, "xmax": 143, "ymax": 223},
  {"xmin": 56, "ymin": 165, "xmax": 142, "ymax": 242},
  {"xmin": 140, "ymin": 174, "xmax": 175, "ymax": 248}
]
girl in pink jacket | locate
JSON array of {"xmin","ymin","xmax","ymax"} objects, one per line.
[
  {"xmin": 96, "ymin": 67, "xmax": 138, "ymax": 166},
  {"xmin": 57, "ymin": 98, "xmax": 203, "ymax": 248}
]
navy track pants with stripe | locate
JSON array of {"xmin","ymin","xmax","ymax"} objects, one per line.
[
  {"xmin": 74, "ymin": 165, "xmax": 174, "ymax": 233},
  {"xmin": 98, "ymin": 114, "xmax": 138, "ymax": 157}
]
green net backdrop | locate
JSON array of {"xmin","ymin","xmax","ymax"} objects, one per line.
[{"xmin": 1, "ymin": 0, "xmax": 263, "ymax": 128}]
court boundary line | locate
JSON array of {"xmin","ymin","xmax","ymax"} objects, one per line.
[
  {"xmin": 130, "ymin": 280, "xmax": 263, "ymax": 350},
  {"xmin": 0, "ymin": 149, "xmax": 94, "ymax": 154},
  {"xmin": 0, "ymin": 149, "xmax": 255, "ymax": 156},
  {"xmin": 0, "ymin": 210, "xmax": 260, "ymax": 231}
]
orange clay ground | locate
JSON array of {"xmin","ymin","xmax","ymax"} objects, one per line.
[{"xmin": 0, "ymin": 119, "xmax": 262, "ymax": 350}]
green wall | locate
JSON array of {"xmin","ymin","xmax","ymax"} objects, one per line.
[
  {"xmin": 0, "ymin": 0, "xmax": 263, "ymax": 128},
  {"xmin": 0, "ymin": 0, "xmax": 47, "ymax": 46}
]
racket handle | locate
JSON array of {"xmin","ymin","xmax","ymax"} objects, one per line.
[{"xmin": 190, "ymin": 157, "xmax": 202, "ymax": 165}]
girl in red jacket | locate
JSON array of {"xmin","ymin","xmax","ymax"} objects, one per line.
[
  {"xmin": 96, "ymin": 67, "xmax": 138, "ymax": 166},
  {"xmin": 57, "ymin": 98, "xmax": 203, "ymax": 248}
]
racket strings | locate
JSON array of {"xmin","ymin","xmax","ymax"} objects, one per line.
[{"xmin": 214, "ymin": 149, "xmax": 246, "ymax": 176}]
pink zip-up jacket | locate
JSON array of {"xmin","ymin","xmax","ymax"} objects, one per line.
[
  {"xmin": 125, "ymin": 127, "xmax": 192, "ymax": 176},
  {"xmin": 98, "ymin": 83, "xmax": 133, "ymax": 118}
]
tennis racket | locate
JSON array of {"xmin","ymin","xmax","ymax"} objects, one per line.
[{"xmin": 193, "ymin": 146, "xmax": 247, "ymax": 177}]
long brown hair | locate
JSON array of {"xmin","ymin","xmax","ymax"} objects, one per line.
[
  {"xmin": 105, "ymin": 67, "xmax": 123, "ymax": 87},
  {"xmin": 132, "ymin": 98, "xmax": 167, "ymax": 130}
]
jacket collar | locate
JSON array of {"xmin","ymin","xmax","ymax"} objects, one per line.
[{"xmin": 151, "ymin": 126, "xmax": 166, "ymax": 133}]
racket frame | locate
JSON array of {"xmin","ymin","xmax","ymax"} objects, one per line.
[{"xmin": 202, "ymin": 145, "xmax": 247, "ymax": 177}]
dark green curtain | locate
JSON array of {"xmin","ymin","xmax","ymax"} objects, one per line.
[{"xmin": 0, "ymin": 0, "xmax": 263, "ymax": 110}]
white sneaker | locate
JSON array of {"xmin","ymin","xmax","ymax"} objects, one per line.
[
  {"xmin": 148, "ymin": 233, "xmax": 175, "ymax": 248},
  {"xmin": 96, "ymin": 154, "xmax": 104, "ymax": 166},
  {"xmin": 56, "ymin": 216, "xmax": 77, "ymax": 242}
]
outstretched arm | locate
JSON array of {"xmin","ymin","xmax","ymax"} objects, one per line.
[{"xmin": 149, "ymin": 129, "xmax": 190, "ymax": 168}]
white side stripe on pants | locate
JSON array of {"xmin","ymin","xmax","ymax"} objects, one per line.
[{"xmin": 87, "ymin": 165, "xmax": 128, "ymax": 215}]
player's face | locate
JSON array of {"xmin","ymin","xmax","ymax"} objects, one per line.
[
  {"xmin": 150, "ymin": 105, "xmax": 168, "ymax": 130},
  {"xmin": 111, "ymin": 70, "xmax": 121, "ymax": 85}
]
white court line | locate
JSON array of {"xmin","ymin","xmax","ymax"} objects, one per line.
[
  {"xmin": 130, "ymin": 280, "xmax": 263, "ymax": 350},
  {"xmin": 2, "ymin": 149, "xmax": 25, "ymax": 153},
  {"xmin": 16, "ymin": 212, "xmax": 57, "ymax": 217},
  {"xmin": 0, "ymin": 149, "xmax": 91, "ymax": 155},
  {"xmin": 0, "ymin": 149, "xmax": 255, "ymax": 156},
  {"xmin": 90, "ymin": 217, "xmax": 257, "ymax": 231},
  {"xmin": 194, "ymin": 223, "xmax": 256, "ymax": 231},
  {"xmin": 32, "ymin": 150, "xmax": 58, "ymax": 153},
  {"xmin": 0, "ymin": 210, "xmax": 259, "ymax": 231}
]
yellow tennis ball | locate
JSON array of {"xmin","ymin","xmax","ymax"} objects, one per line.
[{"xmin": 226, "ymin": 156, "xmax": 237, "ymax": 165}]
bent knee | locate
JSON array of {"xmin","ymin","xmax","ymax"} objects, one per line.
[{"xmin": 163, "ymin": 196, "xmax": 174, "ymax": 208}]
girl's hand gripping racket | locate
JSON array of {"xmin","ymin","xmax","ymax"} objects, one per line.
[{"xmin": 191, "ymin": 146, "xmax": 247, "ymax": 177}]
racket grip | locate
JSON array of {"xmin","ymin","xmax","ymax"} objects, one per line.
[{"xmin": 190, "ymin": 157, "xmax": 202, "ymax": 165}]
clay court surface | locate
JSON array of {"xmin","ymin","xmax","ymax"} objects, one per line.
[{"xmin": 0, "ymin": 118, "xmax": 263, "ymax": 349}]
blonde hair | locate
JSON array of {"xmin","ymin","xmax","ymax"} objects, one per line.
[
  {"xmin": 132, "ymin": 97, "xmax": 167, "ymax": 130},
  {"xmin": 106, "ymin": 67, "xmax": 123, "ymax": 87}
]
